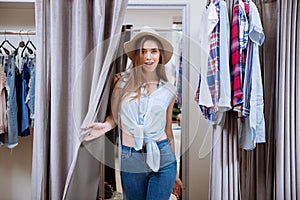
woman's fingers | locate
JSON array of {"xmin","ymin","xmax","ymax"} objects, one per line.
[
  {"xmin": 83, "ymin": 130, "xmax": 101, "ymax": 141},
  {"xmin": 172, "ymin": 178, "xmax": 184, "ymax": 199},
  {"xmin": 177, "ymin": 178, "xmax": 184, "ymax": 189},
  {"xmin": 82, "ymin": 123, "xmax": 106, "ymax": 141},
  {"xmin": 85, "ymin": 122, "xmax": 98, "ymax": 129},
  {"xmin": 84, "ymin": 132, "xmax": 103, "ymax": 141}
]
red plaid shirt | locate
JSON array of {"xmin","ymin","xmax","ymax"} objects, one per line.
[{"xmin": 231, "ymin": 0, "xmax": 249, "ymax": 109}]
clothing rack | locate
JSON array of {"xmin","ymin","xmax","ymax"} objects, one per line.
[
  {"xmin": 0, "ymin": 30, "xmax": 36, "ymax": 35},
  {"xmin": 0, "ymin": 29, "xmax": 36, "ymax": 57}
]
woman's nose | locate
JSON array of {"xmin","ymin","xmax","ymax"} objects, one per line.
[{"xmin": 145, "ymin": 51, "xmax": 151, "ymax": 59}]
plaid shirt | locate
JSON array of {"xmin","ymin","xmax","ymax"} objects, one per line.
[
  {"xmin": 195, "ymin": 0, "xmax": 220, "ymax": 122},
  {"xmin": 231, "ymin": 0, "xmax": 249, "ymax": 110}
]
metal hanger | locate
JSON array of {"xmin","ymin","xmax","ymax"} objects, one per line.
[
  {"xmin": 21, "ymin": 31, "xmax": 36, "ymax": 57},
  {"xmin": 0, "ymin": 31, "xmax": 17, "ymax": 55},
  {"xmin": 19, "ymin": 30, "xmax": 25, "ymax": 48},
  {"xmin": 206, "ymin": 0, "xmax": 211, "ymax": 8}
]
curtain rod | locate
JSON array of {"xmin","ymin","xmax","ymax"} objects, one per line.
[{"xmin": 0, "ymin": 30, "xmax": 36, "ymax": 35}]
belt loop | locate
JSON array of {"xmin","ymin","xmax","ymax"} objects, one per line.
[{"xmin": 129, "ymin": 147, "xmax": 132, "ymax": 156}]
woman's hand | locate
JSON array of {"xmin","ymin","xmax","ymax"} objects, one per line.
[
  {"xmin": 172, "ymin": 174, "xmax": 184, "ymax": 199},
  {"xmin": 83, "ymin": 122, "xmax": 111, "ymax": 141}
]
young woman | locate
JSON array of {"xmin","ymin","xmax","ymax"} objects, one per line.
[{"xmin": 84, "ymin": 27, "xmax": 183, "ymax": 200}]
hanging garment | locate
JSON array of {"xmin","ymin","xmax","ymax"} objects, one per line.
[
  {"xmin": 176, "ymin": 54, "xmax": 183, "ymax": 109},
  {"xmin": 195, "ymin": 2, "xmax": 219, "ymax": 123},
  {"xmin": 218, "ymin": 0, "xmax": 232, "ymax": 112},
  {"xmin": 239, "ymin": 0, "xmax": 265, "ymax": 150},
  {"xmin": 3, "ymin": 55, "xmax": 18, "ymax": 148},
  {"xmin": 0, "ymin": 59, "xmax": 7, "ymax": 134},
  {"xmin": 26, "ymin": 56, "xmax": 36, "ymax": 127},
  {"xmin": 204, "ymin": 0, "xmax": 221, "ymax": 122},
  {"xmin": 231, "ymin": 0, "xmax": 250, "ymax": 111},
  {"xmin": 16, "ymin": 55, "xmax": 30, "ymax": 137},
  {"xmin": 196, "ymin": 0, "xmax": 231, "ymax": 125}
]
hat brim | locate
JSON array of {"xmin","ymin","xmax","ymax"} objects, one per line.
[{"xmin": 124, "ymin": 30, "xmax": 174, "ymax": 64}]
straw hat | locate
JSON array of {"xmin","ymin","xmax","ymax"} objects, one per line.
[{"xmin": 124, "ymin": 26, "xmax": 174, "ymax": 64}]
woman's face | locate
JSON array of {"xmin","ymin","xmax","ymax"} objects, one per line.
[{"xmin": 140, "ymin": 39, "xmax": 160, "ymax": 73}]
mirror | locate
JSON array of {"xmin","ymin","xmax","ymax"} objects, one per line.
[{"xmin": 103, "ymin": 3, "xmax": 189, "ymax": 200}]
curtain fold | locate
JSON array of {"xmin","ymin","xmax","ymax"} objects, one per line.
[
  {"xmin": 239, "ymin": 1, "xmax": 277, "ymax": 199},
  {"xmin": 31, "ymin": 1, "xmax": 51, "ymax": 199},
  {"xmin": 276, "ymin": 0, "xmax": 300, "ymax": 199},
  {"xmin": 209, "ymin": 112, "xmax": 240, "ymax": 200},
  {"xmin": 296, "ymin": 2, "xmax": 300, "ymax": 197},
  {"xmin": 32, "ymin": 1, "xmax": 128, "ymax": 199}
]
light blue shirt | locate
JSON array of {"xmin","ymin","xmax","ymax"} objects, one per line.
[
  {"xmin": 216, "ymin": 0, "xmax": 232, "ymax": 126},
  {"xmin": 119, "ymin": 79, "xmax": 176, "ymax": 171},
  {"xmin": 240, "ymin": 0, "xmax": 266, "ymax": 150}
]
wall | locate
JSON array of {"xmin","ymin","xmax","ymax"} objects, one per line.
[
  {"xmin": 125, "ymin": 9, "xmax": 182, "ymax": 28},
  {"xmin": 0, "ymin": 2, "xmax": 35, "ymax": 200},
  {"xmin": 128, "ymin": 0, "xmax": 211, "ymax": 199}
]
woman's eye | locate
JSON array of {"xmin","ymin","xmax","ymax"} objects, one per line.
[{"xmin": 141, "ymin": 49, "xmax": 159, "ymax": 55}]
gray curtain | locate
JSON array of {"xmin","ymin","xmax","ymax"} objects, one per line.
[
  {"xmin": 239, "ymin": 0, "xmax": 277, "ymax": 199},
  {"xmin": 209, "ymin": 112, "xmax": 240, "ymax": 200},
  {"xmin": 31, "ymin": 1, "xmax": 128, "ymax": 199},
  {"xmin": 209, "ymin": 0, "xmax": 277, "ymax": 199},
  {"xmin": 275, "ymin": 0, "xmax": 300, "ymax": 199}
]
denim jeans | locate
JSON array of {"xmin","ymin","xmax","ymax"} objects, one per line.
[
  {"xmin": 3, "ymin": 55, "xmax": 18, "ymax": 148},
  {"xmin": 16, "ymin": 56, "xmax": 30, "ymax": 136},
  {"xmin": 120, "ymin": 139, "xmax": 177, "ymax": 200},
  {"xmin": 26, "ymin": 57, "xmax": 35, "ymax": 126}
]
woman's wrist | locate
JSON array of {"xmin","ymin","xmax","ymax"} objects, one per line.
[
  {"xmin": 104, "ymin": 121, "xmax": 113, "ymax": 132},
  {"xmin": 105, "ymin": 116, "xmax": 116, "ymax": 131}
]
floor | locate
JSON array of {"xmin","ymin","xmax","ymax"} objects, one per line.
[{"xmin": 105, "ymin": 191, "xmax": 122, "ymax": 200}]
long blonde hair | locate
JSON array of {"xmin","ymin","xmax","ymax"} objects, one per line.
[{"xmin": 120, "ymin": 36, "xmax": 169, "ymax": 101}]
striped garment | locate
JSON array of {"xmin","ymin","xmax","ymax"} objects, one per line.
[
  {"xmin": 177, "ymin": 54, "xmax": 182, "ymax": 109},
  {"xmin": 194, "ymin": 0, "xmax": 221, "ymax": 122},
  {"xmin": 231, "ymin": 0, "xmax": 249, "ymax": 111}
]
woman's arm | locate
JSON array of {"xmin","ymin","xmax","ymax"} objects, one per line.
[
  {"xmin": 165, "ymin": 95, "xmax": 176, "ymax": 151},
  {"xmin": 166, "ymin": 95, "xmax": 184, "ymax": 199}
]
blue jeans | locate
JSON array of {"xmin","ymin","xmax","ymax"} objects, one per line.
[
  {"xmin": 26, "ymin": 57, "xmax": 35, "ymax": 127},
  {"xmin": 120, "ymin": 139, "xmax": 177, "ymax": 200},
  {"xmin": 3, "ymin": 55, "xmax": 18, "ymax": 148},
  {"xmin": 16, "ymin": 56, "xmax": 30, "ymax": 137}
]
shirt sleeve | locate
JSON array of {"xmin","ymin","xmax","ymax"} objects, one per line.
[{"xmin": 249, "ymin": 2, "xmax": 265, "ymax": 46}]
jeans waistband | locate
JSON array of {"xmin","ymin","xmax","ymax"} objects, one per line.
[{"xmin": 121, "ymin": 138, "xmax": 169, "ymax": 152}]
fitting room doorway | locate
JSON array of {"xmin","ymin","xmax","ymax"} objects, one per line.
[{"xmin": 103, "ymin": 3, "xmax": 190, "ymax": 200}]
